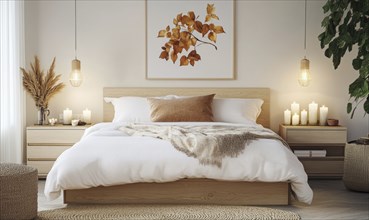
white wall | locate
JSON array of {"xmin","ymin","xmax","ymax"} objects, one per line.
[{"xmin": 24, "ymin": 0, "xmax": 367, "ymax": 141}]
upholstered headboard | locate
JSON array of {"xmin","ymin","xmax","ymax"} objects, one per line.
[{"xmin": 103, "ymin": 87, "xmax": 270, "ymax": 128}]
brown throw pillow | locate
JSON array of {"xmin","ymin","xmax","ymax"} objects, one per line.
[{"xmin": 147, "ymin": 94, "xmax": 215, "ymax": 122}]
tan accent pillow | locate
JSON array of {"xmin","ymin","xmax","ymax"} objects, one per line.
[{"xmin": 148, "ymin": 94, "xmax": 215, "ymax": 122}]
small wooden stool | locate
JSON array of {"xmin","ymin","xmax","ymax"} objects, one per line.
[{"xmin": 0, "ymin": 163, "xmax": 38, "ymax": 220}]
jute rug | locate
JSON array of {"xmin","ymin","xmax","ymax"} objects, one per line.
[{"xmin": 36, "ymin": 204, "xmax": 300, "ymax": 220}]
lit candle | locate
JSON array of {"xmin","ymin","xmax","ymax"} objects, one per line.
[
  {"xmin": 291, "ymin": 101, "xmax": 300, "ymax": 116},
  {"xmin": 301, "ymin": 109, "xmax": 308, "ymax": 125},
  {"xmin": 284, "ymin": 109, "xmax": 291, "ymax": 125},
  {"xmin": 83, "ymin": 108, "xmax": 91, "ymax": 124},
  {"xmin": 308, "ymin": 101, "xmax": 318, "ymax": 125},
  {"xmin": 319, "ymin": 105, "xmax": 328, "ymax": 126},
  {"xmin": 63, "ymin": 108, "xmax": 72, "ymax": 125},
  {"xmin": 292, "ymin": 113, "xmax": 299, "ymax": 126}
]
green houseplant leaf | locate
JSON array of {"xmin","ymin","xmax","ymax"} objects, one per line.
[
  {"xmin": 319, "ymin": 0, "xmax": 369, "ymax": 117},
  {"xmin": 347, "ymin": 102, "xmax": 352, "ymax": 114}
]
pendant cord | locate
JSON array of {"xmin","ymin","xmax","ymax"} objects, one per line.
[
  {"xmin": 74, "ymin": 0, "xmax": 77, "ymax": 60},
  {"xmin": 304, "ymin": 0, "xmax": 307, "ymax": 57}
]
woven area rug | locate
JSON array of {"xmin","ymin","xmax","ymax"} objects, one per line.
[{"xmin": 36, "ymin": 204, "xmax": 300, "ymax": 220}]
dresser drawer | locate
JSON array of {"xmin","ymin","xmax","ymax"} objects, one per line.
[
  {"xmin": 27, "ymin": 129, "xmax": 85, "ymax": 144},
  {"xmin": 27, "ymin": 161, "xmax": 55, "ymax": 176},
  {"xmin": 27, "ymin": 146, "xmax": 71, "ymax": 160}
]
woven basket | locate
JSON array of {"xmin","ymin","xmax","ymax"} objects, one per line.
[
  {"xmin": 0, "ymin": 163, "xmax": 38, "ymax": 220},
  {"xmin": 343, "ymin": 144, "xmax": 369, "ymax": 192}
]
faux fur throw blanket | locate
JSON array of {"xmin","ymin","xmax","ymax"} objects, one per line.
[{"xmin": 120, "ymin": 124, "xmax": 289, "ymax": 167}]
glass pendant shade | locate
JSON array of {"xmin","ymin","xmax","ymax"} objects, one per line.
[
  {"xmin": 298, "ymin": 58, "xmax": 311, "ymax": 87},
  {"xmin": 69, "ymin": 59, "xmax": 82, "ymax": 87}
]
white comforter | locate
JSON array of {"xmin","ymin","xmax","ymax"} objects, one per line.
[{"xmin": 45, "ymin": 122, "xmax": 313, "ymax": 204}]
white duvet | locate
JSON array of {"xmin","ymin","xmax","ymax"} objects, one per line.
[{"xmin": 45, "ymin": 122, "xmax": 313, "ymax": 204}]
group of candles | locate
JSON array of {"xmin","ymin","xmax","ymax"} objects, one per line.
[
  {"xmin": 63, "ymin": 108, "xmax": 92, "ymax": 125},
  {"xmin": 284, "ymin": 101, "xmax": 328, "ymax": 126}
]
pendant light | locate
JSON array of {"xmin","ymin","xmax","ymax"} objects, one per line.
[
  {"xmin": 70, "ymin": 0, "xmax": 83, "ymax": 87},
  {"xmin": 298, "ymin": 0, "xmax": 311, "ymax": 87}
]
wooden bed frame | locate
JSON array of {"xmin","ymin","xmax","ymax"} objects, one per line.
[{"xmin": 64, "ymin": 87, "xmax": 291, "ymax": 205}]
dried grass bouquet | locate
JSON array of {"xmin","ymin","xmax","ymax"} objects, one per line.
[{"xmin": 21, "ymin": 56, "xmax": 65, "ymax": 109}]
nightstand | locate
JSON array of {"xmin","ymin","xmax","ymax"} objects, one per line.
[
  {"xmin": 26, "ymin": 125, "xmax": 88, "ymax": 178},
  {"xmin": 279, "ymin": 124, "xmax": 347, "ymax": 179}
]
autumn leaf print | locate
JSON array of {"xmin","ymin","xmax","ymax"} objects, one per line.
[{"xmin": 157, "ymin": 4, "xmax": 226, "ymax": 67}]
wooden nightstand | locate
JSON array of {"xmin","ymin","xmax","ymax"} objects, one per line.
[
  {"xmin": 26, "ymin": 125, "xmax": 88, "ymax": 178},
  {"xmin": 279, "ymin": 125, "xmax": 347, "ymax": 179}
]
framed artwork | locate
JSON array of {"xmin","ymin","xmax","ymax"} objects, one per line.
[{"xmin": 146, "ymin": 0, "xmax": 235, "ymax": 80}]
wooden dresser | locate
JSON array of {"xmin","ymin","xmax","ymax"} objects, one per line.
[
  {"xmin": 26, "ymin": 125, "xmax": 88, "ymax": 178},
  {"xmin": 279, "ymin": 125, "xmax": 347, "ymax": 179}
]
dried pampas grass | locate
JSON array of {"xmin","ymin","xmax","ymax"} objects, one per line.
[{"xmin": 21, "ymin": 56, "xmax": 65, "ymax": 108}]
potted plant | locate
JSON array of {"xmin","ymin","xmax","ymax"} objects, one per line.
[
  {"xmin": 318, "ymin": 0, "xmax": 369, "ymax": 118},
  {"xmin": 21, "ymin": 56, "xmax": 65, "ymax": 125}
]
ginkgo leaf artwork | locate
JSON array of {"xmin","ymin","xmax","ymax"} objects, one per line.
[{"xmin": 157, "ymin": 4, "xmax": 226, "ymax": 67}]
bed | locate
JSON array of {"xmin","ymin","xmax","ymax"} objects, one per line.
[{"xmin": 45, "ymin": 87, "xmax": 313, "ymax": 205}]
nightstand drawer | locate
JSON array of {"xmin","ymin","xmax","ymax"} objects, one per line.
[
  {"xmin": 301, "ymin": 160, "xmax": 344, "ymax": 175},
  {"xmin": 286, "ymin": 130, "xmax": 347, "ymax": 144},
  {"xmin": 27, "ymin": 146, "xmax": 71, "ymax": 160},
  {"xmin": 27, "ymin": 129, "xmax": 85, "ymax": 144},
  {"xmin": 27, "ymin": 161, "xmax": 55, "ymax": 175}
]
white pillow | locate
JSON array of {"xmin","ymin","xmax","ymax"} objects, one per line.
[
  {"xmin": 212, "ymin": 98, "xmax": 264, "ymax": 124},
  {"xmin": 104, "ymin": 97, "xmax": 151, "ymax": 123},
  {"xmin": 105, "ymin": 96, "xmax": 263, "ymax": 124}
]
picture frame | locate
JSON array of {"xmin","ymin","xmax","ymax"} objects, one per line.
[{"xmin": 146, "ymin": 0, "xmax": 235, "ymax": 80}]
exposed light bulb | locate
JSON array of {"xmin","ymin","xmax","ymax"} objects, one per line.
[
  {"xmin": 69, "ymin": 59, "xmax": 82, "ymax": 87},
  {"xmin": 298, "ymin": 58, "xmax": 311, "ymax": 87}
]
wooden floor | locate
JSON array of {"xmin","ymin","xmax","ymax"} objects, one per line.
[{"xmin": 38, "ymin": 180, "xmax": 369, "ymax": 219}]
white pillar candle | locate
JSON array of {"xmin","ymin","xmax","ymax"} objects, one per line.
[
  {"xmin": 308, "ymin": 101, "xmax": 318, "ymax": 125},
  {"xmin": 301, "ymin": 109, "xmax": 308, "ymax": 125},
  {"xmin": 63, "ymin": 108, "xmax": 72, "ymax": 125},
  {"xmin": 284, "ymin": 109, "xmax": 291, "ymax": 125},
  {"xmin": 292, "ymin": 113, "xmax": 299, "ymax": 126},
  {"xmin": 83, "ymin": 108, "xmax": 92, "ymax": 124},
  {"xmin": 291, "ymin": 101, "xmax": 300, "ymax": 116},
  {"xmin": 319, "ymin": 105, "xmax": 328, "ymax": 126}
]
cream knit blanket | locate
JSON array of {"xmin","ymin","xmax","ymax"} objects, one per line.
[{"xmin": 120, "ymin": 124, "xmax": 289, "ymax": 167}]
